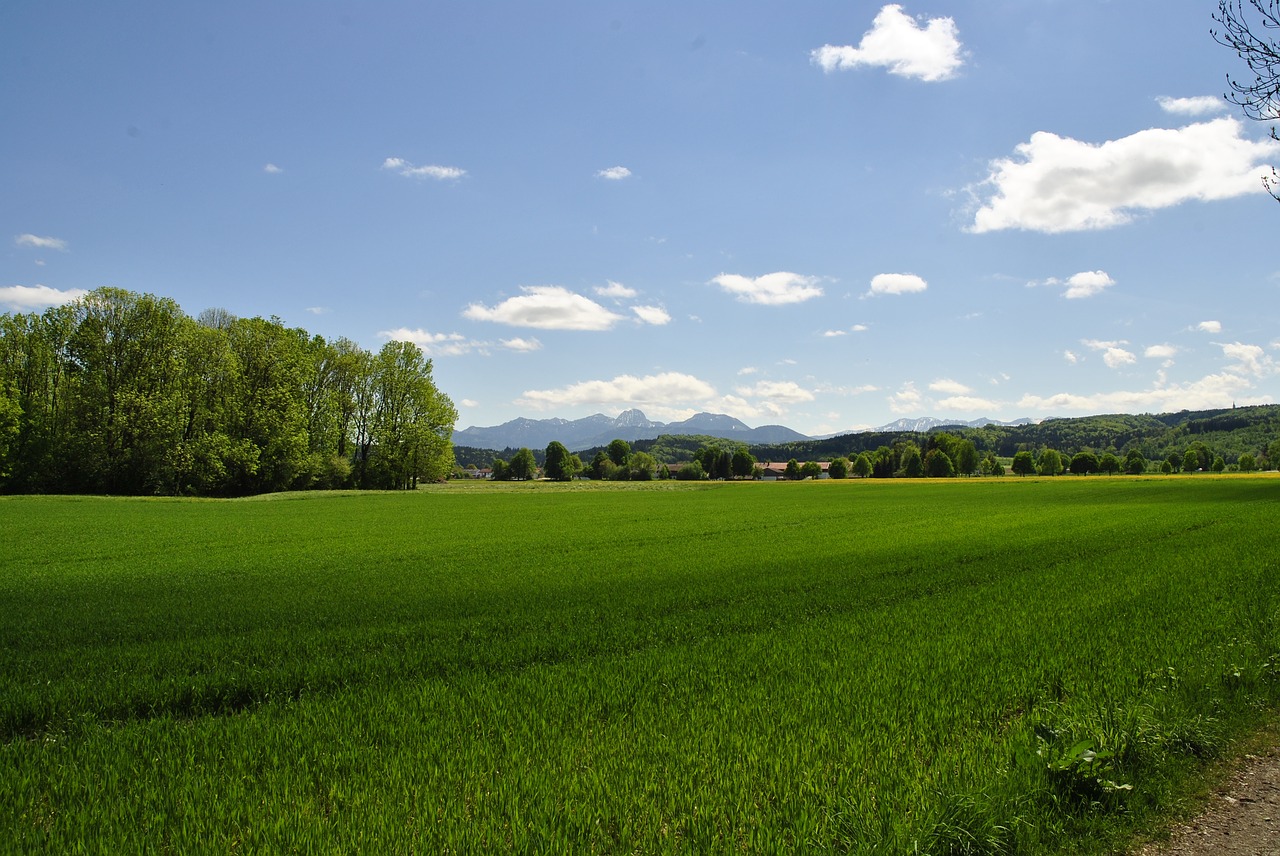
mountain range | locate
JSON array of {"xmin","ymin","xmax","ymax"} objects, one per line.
[{"xmin": 453, "ymin": 410, "xmax": 1035, "ymax": 452}]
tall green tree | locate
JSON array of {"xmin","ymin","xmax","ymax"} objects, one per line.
[
  {"xmin": 508, "ymin": 447, "xmax": 537, "ymax": 481},
  {"xmin": 367, "ymin": 341, "xmax": 457, "ymax": 489},
  {"xmin": 543, "ymin": 440, "xmax": 578, "ymax": 481},
  {"xmin": 1012, "ymin": 451, "xmax": 1036, "ymax": 476}
]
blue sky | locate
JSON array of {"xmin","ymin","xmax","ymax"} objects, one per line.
[{"xmin": 3, "ymin": 1, "xmax": 1278, "ymax": 435}]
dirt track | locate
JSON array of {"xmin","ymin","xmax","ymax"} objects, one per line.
[{"xmin": 1131, "ymin": 745, "xmax": 1280, "ymax": 855}]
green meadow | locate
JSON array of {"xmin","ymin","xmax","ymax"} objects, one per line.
[{"xmin": 2, "ymin": 477, "xmax": 1279, "ymax": 854}]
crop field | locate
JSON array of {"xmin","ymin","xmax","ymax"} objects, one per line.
[{"xmin": 2, "ymin": 477, "xmax": 1279, "ymax": 854}]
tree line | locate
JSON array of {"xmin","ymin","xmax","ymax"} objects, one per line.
[{"xmin": 0, "ymin": 287, "xmax": 457, "ymax": 496}]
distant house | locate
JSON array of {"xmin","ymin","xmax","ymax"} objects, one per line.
[
  {"xmin": 760, "ymin": 462, "xmax": 830, "ymax": 481},
  {"xmin": 460, "ymin": 466, "xmax": 493, "ymax": 480}
]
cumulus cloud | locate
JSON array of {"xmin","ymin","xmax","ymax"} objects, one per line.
[
  {"xmin": 1222, "ymin": 341, "xmax": 1275, "ymax": 377},
  {"xmin": 461, "ymin": 399, "xmax": 479, "ymax": 408},
  {"xmin": 517, "ymin": 372, "xmax": 717, "ymax": 411},
  {"xmin": 595, "ymin": 281, "xmax": 637, "ymax": 299},
  {"xmin": 867, "ymin": 273, "xmax": 927, "ymax": 297},
  {"xmin": 811, "ymin": 4, "xmax": 964, "ymax": 82},
  {"xmin": 1082, "ymin": 339, "xmax": 1137, "ymax": 369},
  {"xmin": 263, "ymin": 163, "xmax": 283, "ymax": 174},
  {"xmin": 1020, "ymin": 372, "xmax": 1271, "ymax": 414},
  {"xmin": 1033, "ymin": 270, "xmax": 1116, "ymax": 299},
  {"xmin": 14, "ymin": 234, "xmax": 68, "ymax": 251},
  {"xmin": 631, "ymin": 305, "xmax": 671, "ymax": 325},
  {"xmin": 822, "ymin": 329, "xmax": 847, "ymax": 338},
  {"xmin": 1197, "ymin": 320, "xmax": 1223, "ymax": 333},
  {"xmin": 735, "ymin": 380, "xmax": 815, "ymax": 404},
  {"xmin": 1064, "ymin": 350, "xmax": 1079, "ymax": 365},
  {"xmin": 596, "ymin": 166, "xmax": 632, "ymax": 180},
  {"xmin": 501, "ymin": 337, "xmax": 542, "ymax": 352},
  {"xmin": 378, "ymin": 328, "xmax": 478, "ymax": 356},
  {"xmin": 969, "ymin": 118, "xmax": 1278, "ymax": 233},
  {"xmin": 382, "ymin": 157, "xmax": 467, "ymax": 180},
  {"xmin": 464, "ymin": 286, "xmax": 624, "ymax": 330},
  {"xmin": 929, "ymin": 378, "xmax": 971, "ymax": 395},
  {"xmin": 711, "ymin": 272, "xmax": 824, "ymax": 305},
  {"xmin": 1157, "ymin": 95, "xmax": 1226, "ymax": 116},
  {"xmin": 851, "ymin": 323, "xmax": 869, "ymax": 332},
  {"xmin": 1145, "ymin": 344, "xmax": 1177, "ymax": 360},
  {"xmin": 0, "ymin": 284, "xmax": 88, "ymax": 311},
  {"xmin": 889, "ymin": 382, "xmax": 923, "ymax": 414}
]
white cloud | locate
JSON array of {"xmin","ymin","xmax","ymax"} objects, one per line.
[
  {"xmin": 463, "ymin": 286, "xmax": 624, "ymax": 330},
  {"xmin": 1036, "ymin": 270, "xmax": 1115, "ymax": 299},
  {"xmin": 596, "ymin": 166, "xmax": 632, "ymax": 180},
  {"xmin": 263, "ymin": 163, "xmax": 283, "ymax": 174},
  {"xmin": 0, "ymin": 284, "xmax": 88, "ymax": 311},
  {"xmin": 305, "ymin": 306, "xmax": 330, "ymax": 315},
  {"xmin": 378, "ymin": 328, "xmax": 477, "ymax": 356},
  {"xmin": 14, "ymin": 234, "xmax": 67, "ymax": 251},
  {"xmin": 461, "ymin": 399, "xmax": 479, "ymax": 408},
  {"xmin": 382, "ymin": 157, "xmax": 467, "ymax": 180},
  {"xmin": 969, "ymin": 118, "xmax": 1278, "ymax": 233},
  {"xmin": 822, "ymin": 329, "xmax": 847, "ymax": 338},
  {"xmin": 710, "ymin": 271, "xmax": 824, "ymax": 305},
  {"xmin": 937, "ymin": 395, "xmax": 998, "ymax": 411},
  {"xmin": 594, "ymin": 281, "xmax": 637, "ymax": 299},
  {"xmin": 811, "ymin": 4, "xmax": 964, "ymax": 82},
  {"xmin": 501, "ymin": 337, "xmax": 542, "ymax": 352},
  {"xmin": 1222, "ymin": 341, "xmax": 1275, "ymax": 377},
  {"xmin": 1197, "ymin": 320, "xmax": 1223, "ymax": 333},
  {"xmin": 816, "ymin": 382, "xmax": 879, "ymax": 396},
  {"xmin": 851, "ymin": 323, "xmax": 869, "ymax": 332},
  {"xmin": 517, "ymin": 372, "xmax": 717, "ymax": 411},
  {"xmin": 738, "ymin": 366, "xmax": 759, "ymax": 376},
  {"xmin": 1020, "ymin": 372, "xmax": 1272, "ymax": 414},
  {"xmin": 867, "ymin": 273, "xmax": 927, "ymax": 297},
  {"xmin": 1064, "ymin": 350, "xmax": 1079, "ymax": 365},
  {"xmin": 735, "ymin": 380, "xmax": 815, "ymax": 404},
  {"xmin": 1082, "ymin": 338, "xmax": 1137, "ymax": 369},
  {"xmin": 1157, "ymin": 95, "xmax": 1226, "ymax": 116},
  {"xmin": 1144, "ymin": 344, "xmax": 1177, "ymax": 359},
  {"xmin": 631, "ymin": 304, "xmax": 672, "ymax": 325},
  {"xmin": 929, "ymin": 378, "xmax": 971, "ymax": 395},
  {"xmin": 888, "ymin": 382, "xmax": 923, "ymax": 414}
]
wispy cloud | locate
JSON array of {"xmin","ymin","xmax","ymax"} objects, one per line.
[
  {"xmin": 464, "ymin": 286, "xmax": 624, "ymax": 331},
  {"xmin": 596, "ymin": 166, "xmax": 632, "ymax": 180},
  {"xmin": 1020, "ymin": 372, "xmax": 1272, "ymax": 414},
  {"xmin": 929, "ymin": 378, "xmax": 970, "ymax": 395},
  {"xmin": 501, "ymin": 337, "xmax": 542, "ymax": 352},
  {"xmin": 969, "ymin": 118, "xmax": 1277, "ymax": 233},
  {"xmin": 735, "ymin": 380, "xmax": 815, "ymax": 404},
  {"xmin": 305, "ymin": 306, "xmax": 330, "ymax": 315},
  {"xmin": 1157, "ymin": 95, "xmax": 1226, "ymax": 116},
  {"xmin": 1197, "ymin": 320, "xmax": 1222, "ymax": 333},
  {"xmin": 263, "ymin": 163, "xmax": 283, "ymax": 174},
  {"xmin": 866, "ymin": 273, "xmax": 927, "ymax": 297},
  {"xmin": 710, "ymin": 272, "xmax": 824, "ymax": 305},
  {"xmin": 14, "ymin": 234, "xmax": 68, "ymax": 252},
  {"xmin": 812, "ymin": 4, "xmax": 964, "ymax": 82},
  {"xmin": 888, "ymin": 381, "xmax": 923, "ymax": 414},
  {"xmin": 1031, "ymin": 270, "xmax": 1116, "ymax": 299},
  {"xmin": 0, "ymin": 284, "xmax": 88, "ymax": 311},
  {"xmin": 822, "ymin": 329, "xmax": 847, "ymax": 338},
  {"xmin": 594, "ymin": 281, "xmax": 637, "ymax": 299},
  {"xmin": 382, "ymin": 157, "xmax": 467, "ymax": 180},
  {"xmin": 938, "ymin": 394, "xmax": 999, "ymax": 412}
]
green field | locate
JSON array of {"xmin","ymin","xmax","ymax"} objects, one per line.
[{"xmin": 2, "ymin": 477, "xmax": 1279, "ymax": 853}]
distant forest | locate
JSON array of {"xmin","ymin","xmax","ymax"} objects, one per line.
[{"xmin": 455, "ymin": 406, "xmax": 1280, "ymax": 474}]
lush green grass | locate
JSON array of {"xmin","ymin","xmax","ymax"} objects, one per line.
[{"xmin": 2, "ymin": 477, "xmax": 1279, "ymax": 853}]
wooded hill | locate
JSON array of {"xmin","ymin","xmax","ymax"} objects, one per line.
[{"xmin": 462, "ymin": 407, "xmax": 1280, "ymax": 470}]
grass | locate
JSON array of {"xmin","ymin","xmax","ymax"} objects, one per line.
[{"xmin": 2, "ymin": 476, "xmax": 1279, "ymax": 853}]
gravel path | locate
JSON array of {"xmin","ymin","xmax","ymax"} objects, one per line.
[{"xmin": 1132, "ymin": 745, "xmax": 1280, "ymax": 856}]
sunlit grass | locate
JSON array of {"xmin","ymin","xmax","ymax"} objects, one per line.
[{"xmin": 2, "ymin": 477, "xmax": 1278, "ymax": 852}]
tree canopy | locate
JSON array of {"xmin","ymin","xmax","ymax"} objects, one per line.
[{"xmin": 0, "ymin": 288, "xmax": 457, "ymax": 495}]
